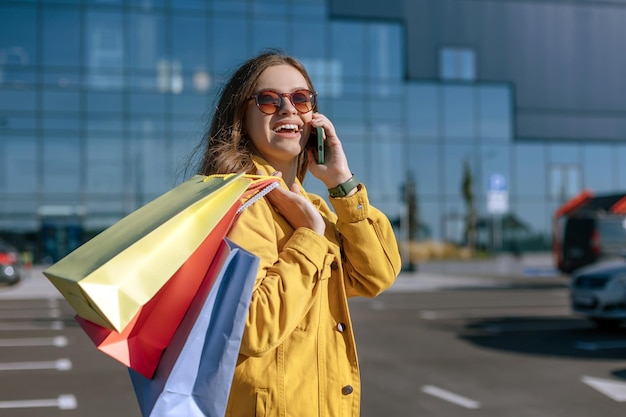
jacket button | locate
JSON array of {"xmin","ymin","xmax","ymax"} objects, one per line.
[
  {"xmin": 342, "ymin": 385, "xmax": 353, "ymax": 395},
  {"xmin": 337, "ymin": 322, "xmax": 346, "ymax": 332},
  {"xmin": 330, "ymin": 261, "xmax": 338, "ymax": 270}
]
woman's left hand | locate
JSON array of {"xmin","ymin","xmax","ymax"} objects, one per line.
[
  {"xmin": 265, "ymin": 172, "xmax": 326, "ymax": 236},
  {"xmin": 306, "ymin": 113, "xmax": 354, "ymax": 189}
]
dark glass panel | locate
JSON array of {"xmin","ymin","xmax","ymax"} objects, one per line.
[
  {"xmin": 43, "ymin": 115, "xmax": 81, "ymax": 131},
  {"xmin": 251, "ymin": 0, "xmax": 287, "ymax": 15},
  {"xmin": 89, "ymin": 0, "xmax": 124, "ymax": 5},
  {"xmin": 86, "ymin": 134, "xmax": 125, "ymax": 194},
  {"xmin": 42, "ymin": 6, "xmax": 81, "ymax": 66},
  {"xmin": 339, "ymin": 136, "xmax": 367, "ymax": 183},
  {"xmin": 419, "ymin": 200, "xmax": 442, "ymax": 240},
  {"xmin": 86, "ymin": 91, "xmax": 124, "ymax": 113},
  {"xmin": 292, "ymin": 1, "xmax": 328, "ymax": 18},
  {"xmin": 548, "ymin": 163, "xmax": 581, "ymax": 202},
  {"xmin": 300, "ymin": 57, "xmax": 344, "ymax": 98},
  {"xmin": 43, "ymin": 71, "xmax": 81, "ymax": 89},
  {"xmin": 443, "ymin": 85, "xmax": 475, "ymax": 140},
  {"xmin": 2, "ymin": 135, "xmax": 37, "ymax": 193},
  {"xmin": 210, "ymin": 0, "xmax": 247, "ymax": 13},
  {"xmin": 129, "ymin": 12, "xmax": 165, "ymax": 71},
  {"xmin": 366, "ymin": 24, "xmax": 403, "ymax": 81},
  {"xmin": 130, "ymin": 92, "xmax": 166, "ymax": 114},
  {"xmin": 129, "ymin": 131, "xmax": 170, "ymax": 195},
  {"xmin": 130, "ymin": 0, "xmax": 165, "ymax": 9},
  {"xmin": 252, "ymin": 19, "xmax": 288, "ymax": 53},
  {"xmin": 407, "ymin": 143, "xmax": 440, "ymax": 196},
  {"xmin": 618, "ymin": 145, "xmax": 626, "ymax": 190},
  {"xmin": 479, "ymin": 86, "xmax": 512, "ymax": 141},
  {"xmin": 330, "ymin": 22, "xmax": 366, "ymax": 79},
  {"xmin": 329, "ymin": 98, "xmax": 365, "ymax": 121},
  {"xmin": 0, "ymin": 115, "xmax": 37, "ymax": 131},
  {"xmin": 0, "ymin": 90, "xmax": 36, "ymax": 111},
  {"xmin": 367, "ymin": 140, "xmax": 404, "ymax": 207},
  {"xmin": 292, "ymin": 21, "xmax": 327, "ymax": 64},
  {"xmin": 0, "ymin": 5, "xmax": 38, "ymax": 66},
  {"xmin": 86, "ymin": 115, "xmax": 124, "ymax": 132},
  {"xmin": 406, "ymin": 83, "xmax": 439, "ymax": 140},
  {"xmin": 211, "ymin": 16, "xmax": 248, "ymax": 73},
  {"xmin": 582, "ymin": 144, "xmax": 613, "ymax": 193},
  {"xmin": 172, "ymin": 15, "xmax": 208, "ymax": 72},
  {"xmin": 42, "ymin": 135, "xmax": 81, "ymax": 193},
  {"xmin": 43, "ymin": 91, "xmax": 81, "ymax": 113},
  {"xmin": 367, "ymin": 98, "xmax": 404, "ymax": 124},
  {"xmin": 85, "ymin": 11, "xmax": 125, "ymax": 89},
  {"xmin": 514, "ymin": 144, "xmax": 546, "ymax": 198},
  {"xmin": 170, "ymin": 0, "xmax": 207, "ymax": 10},
  {"xmin": 442, "ymin": 143, "xmax": 474, "ymax": 197},
  {"xmin": 129, "ymin": 74, "xmax": 160, "ymax": 93},
  {"xmin": 0, "ymin": 67, "xmax": 37, "ymax": 87},
  {"xmin": 171, "ymin": 94, "xmax": 210, "ymax": 117},
  {"xmin": 548, "ymin": 143, "xmax": 579, "ymax": 164}
]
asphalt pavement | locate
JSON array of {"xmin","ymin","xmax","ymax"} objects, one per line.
[{"xmin": 0, "ymin": 252, "xmax": 567, "ymax": 300}]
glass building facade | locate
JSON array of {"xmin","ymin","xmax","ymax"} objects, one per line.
[{"xmin": 1, "ymin": 0, "xmax": 625, "ymax": 261}]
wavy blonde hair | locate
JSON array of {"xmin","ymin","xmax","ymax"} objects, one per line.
[{"xmin": 198, "ymin": 51, "xmax": 317, "ymax": 182}]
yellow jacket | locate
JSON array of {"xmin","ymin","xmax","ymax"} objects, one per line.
[{"xmin": 225, "ymin": 157, "xmax": 401, "ymax": 417}]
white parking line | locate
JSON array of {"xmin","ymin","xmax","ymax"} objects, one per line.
[
  {"xmin": 419, "ymin": 305, "xmax": 569, "ymax": 320},
  {"xmin": 0, "ymin": 321, "xmax": 64, "ymax": 331},
  {"xmin": 0, "ymin": 308, "xmax": 61, "ymax": 319},
  {"xmin": 0, "ymin": 358, "xmax": 72, "ymax": 371},
  {"xmin": 421, "ymin": 385, "xmax": 481, "ymax": 409},
  {"xmin": 582, "ymin": 376, "xmax": 626, "ymax": 401},
  {"xmin": 0, "ymin": 299, "xmax": 60, "ymax": 309},
  {"xmin": 0, "ymin": 394, "xmax": 77, "ymax": 410},
  {"xmin": 0, "ymin": 336, "xmax": 68, "ymax": 347}
]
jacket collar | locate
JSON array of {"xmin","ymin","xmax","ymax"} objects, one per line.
[{"xmin": 250, "ymin": 155, "xmax": 306, "ymax": 193}]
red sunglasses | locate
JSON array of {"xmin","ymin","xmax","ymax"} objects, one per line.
[{"xmin": 249, "ymin": 89, "xmax": 317, "ymax": 115}]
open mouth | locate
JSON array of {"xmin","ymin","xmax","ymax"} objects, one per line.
[{"xmin": 273, "ymin": 123, "xmax": 301, "ymax": 133}]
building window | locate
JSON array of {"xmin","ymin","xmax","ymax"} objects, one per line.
[
  {"xmin": 550, "ymin": 164, "xmax": 581, "ymax": 203},
  {"xmin": 439, "ymin": 47, "xmax": 476, "ymax": 81}
]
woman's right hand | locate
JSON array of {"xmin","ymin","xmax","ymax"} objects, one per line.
[{"xmin": 265, "ymin": 174, "xmax": 326, "ymax": 236}]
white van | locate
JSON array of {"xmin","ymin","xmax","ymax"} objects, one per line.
[{"xmin": 570, "ymin": 259, "xmax": 626, "ymax": 328}]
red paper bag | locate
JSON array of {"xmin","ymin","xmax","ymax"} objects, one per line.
[{"xmin": 76, "ymin": 201, "xmax": 240, "ymax": 378}]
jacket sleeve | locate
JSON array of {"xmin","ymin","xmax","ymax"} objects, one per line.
[
  {"xmin": 329, "ymin": 184, "xmax": 402, "ymax": 298},
  {"xmin": 227, "ymin": 198, "xmax": 332, "ymax": 358}
]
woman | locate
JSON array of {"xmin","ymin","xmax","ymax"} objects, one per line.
[{"xmin": 198, "ymin": 51, "xmax": 401, "ymax": 417}]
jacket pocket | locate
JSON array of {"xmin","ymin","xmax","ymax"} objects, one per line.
[
  {"xmin": 255, "ymin": 389, "xmax": 269, "ymax": 417},
  {"xmin": 317, "ymin": 253, "xmax": 335, "ymax": 282}
]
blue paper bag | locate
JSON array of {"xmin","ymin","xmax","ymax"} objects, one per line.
[{"xmin": 129, "ymin": 238, "xmax": 259, "ymax": 417}]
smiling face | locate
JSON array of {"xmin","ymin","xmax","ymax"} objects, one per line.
[{"xmin": 245, "ymin": 64, "xmax": 314, "ymax": 170}]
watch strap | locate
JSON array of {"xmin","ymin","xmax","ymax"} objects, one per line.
[{"xmin": 328, "ymin": 175, "xmax": 359, "ymax": 198}]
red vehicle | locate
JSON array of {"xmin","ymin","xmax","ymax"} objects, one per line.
[{"xmin": 0, "ymin": 239, "xmax": 21, "ymax": 285}]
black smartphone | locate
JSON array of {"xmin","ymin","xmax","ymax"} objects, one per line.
[{"xmin": 310, "ymin": 125, "xmax": 325, "ymax": 164}]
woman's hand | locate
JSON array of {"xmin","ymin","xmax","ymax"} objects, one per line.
[
  {"xmin": 306, "ymin": 113, "xmax": 354, "ymax": 189},
  {"xmin": 265, "ymin": 172, "xmax": 326, "ymax": 236}
]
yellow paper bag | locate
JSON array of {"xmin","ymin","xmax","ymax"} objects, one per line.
[{"xmin": 43, "ymin": 173, "xmax": 260, "ymax": 332}]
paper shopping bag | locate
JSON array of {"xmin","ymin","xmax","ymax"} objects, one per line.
[
  {"xmin": 129, "ymin": 238, "xmax": 258, "ymax": 417},
  {"xmin": 43, "ymin": 173, "xmax": 262, "ymax": 332},
  {"xmin": 73, "ymin": 200, "xmax": 240, "ymax": 378}
]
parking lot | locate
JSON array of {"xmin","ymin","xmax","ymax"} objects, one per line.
[{"xmin": 0, "ymin": 260, "xmax": 625, "ymax": 416}]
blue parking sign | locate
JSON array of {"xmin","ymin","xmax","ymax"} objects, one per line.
[{"xmin": 489, "ymin": 174, "xmax": 507, "ymax": 192}]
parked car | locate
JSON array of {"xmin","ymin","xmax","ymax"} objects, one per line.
[
  {"xmin": 0, "ymin": 239, "xmax": 21, "ymax": 286},
  {"xmin": 559, "ymin": 213, "xmax": 626, "ymax": 274},
  {"xmin": 570, "ymin": 259, "xmax": 626, "ymax": 328}
]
